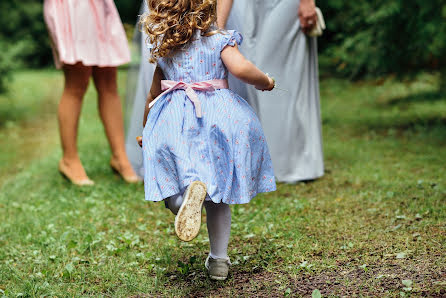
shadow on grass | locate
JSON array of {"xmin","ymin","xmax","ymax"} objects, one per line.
[
  {"xmin": 353, "ymin": 115, "xmax": 446, "ymax": 144},
  {"xmin": 366, "ymin": 115, "xmax": 446, "ymax": 130},
  {"xmin": 378, "ymin": 90, "xmax": 445, "ymax": 107},
  {"xmin": 0, "ymin": 107, "xmax": 24, "ymax": 127},
  {"xmin": 0, "ymin": 95, "xmax": 56, "ymax": 128}
]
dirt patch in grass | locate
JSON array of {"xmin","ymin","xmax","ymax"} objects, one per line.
[
  {"xmin": 155, "ymin": 255, "xmax": 446, "ymax": 297},
  {"xmin": 290, "ymin": 264, "xmax": 444, "ymax": 297},
  {"xmin": 162, "ymin": 268, "xmax": 284, "ymax": 297}
]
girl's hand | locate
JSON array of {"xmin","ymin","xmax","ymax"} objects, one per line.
[
  {"xmin": 255, "ymin": 75, "xmax": 275, "ymax": 91},
  {"xmin": 265, "ymin": 76, "xmax": 275, "ymax": 91},
  {"xmin": 136, "ymin": 136, "xmax": 143, "ymax": 148}
]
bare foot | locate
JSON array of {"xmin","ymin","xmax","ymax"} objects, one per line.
[
  {"xmin": 110, "ymin": 156, "xmax": 141, "ymax": 183},
  {"xmin": 59, "ymin": 158, "xmax": 94, "ymax": 186}
]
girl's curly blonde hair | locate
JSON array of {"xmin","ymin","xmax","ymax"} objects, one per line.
[{"xmin": 141, "ymin": 0, "xmax": 217, "ymax": 63}]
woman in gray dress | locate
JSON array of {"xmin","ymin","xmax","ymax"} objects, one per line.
[
  {"xmin": 223, "ymin": 0, "xmax": 324, "ymax": 183},
  {"xmin": 124, "ymin": 2, "xmax": 156, "ymax": 177}
]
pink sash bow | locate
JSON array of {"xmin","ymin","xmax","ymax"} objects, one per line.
[{"xmin": 148, "ymin": 79, "xmax": 229, "ymax": 118}]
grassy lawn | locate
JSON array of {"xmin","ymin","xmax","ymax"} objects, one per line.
[
  {"xmin": 0, "ymin": 70, "xmax": 445, "ymax": 297},
  {"xmin": 0, "ymin": 70, "xmax": 62, "ymax": 182}
]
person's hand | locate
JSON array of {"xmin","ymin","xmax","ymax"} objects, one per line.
[
  {"xmin": 298, "ymin": 0, "xmax": 317, "ymax": 34},
  {"xmin": 136, "ymin": 136, "xmax": 142, "ymax": 148},
  {"xmin": 264, "ymin": 76, "xmax": 275, "ymax": 91},
  {"xmin": 255, "ymin": 75, "xmax": 275, "ymax": 91}
]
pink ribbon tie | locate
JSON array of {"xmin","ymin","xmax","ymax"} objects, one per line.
[{"xmin": 148, "ymin": 79, "xmax": 229, "ymax": 118}]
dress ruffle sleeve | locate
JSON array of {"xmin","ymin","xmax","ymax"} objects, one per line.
[{"xmin": 220, "ymin": 30, "xmax": 243, "ymax": 51}]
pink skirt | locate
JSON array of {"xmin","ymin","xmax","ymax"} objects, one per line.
[{"xmin": 44, "ymin": 0, "xmax": 130, "ymax": 68}]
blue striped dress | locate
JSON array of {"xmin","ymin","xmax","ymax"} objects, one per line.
[{"xmin": 142, "ymin": 30, "xmax": 276, "ymax": 204}]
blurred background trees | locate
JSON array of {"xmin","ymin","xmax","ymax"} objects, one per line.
[
  {"xmin": 0, "ymin": 0, "xmax": 445, "ymax": 92},
  {"xmin": 318, "ymin": 0, "xmax": 446, "ymax": 86},
  {"xmin": 0, "ymin": 0, "xmax": 49, "ymax": 91}
]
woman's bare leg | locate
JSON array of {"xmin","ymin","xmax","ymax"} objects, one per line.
[
  {"xmin": 59, "ymin": 63, "xmax": 92, "ymax": 181},
  {"xmin": 92, "ymin": 66, "xmax": 137, "ymax": 179}
]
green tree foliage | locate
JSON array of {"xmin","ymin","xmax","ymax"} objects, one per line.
[
  {"xmin": 0, "ymin": 0, "xmax": 51, "ymax": 92},
  {"xmin": 0, "ymin": 0, "xmax": 51, "ymax": 68},
  {"xmin": 318, "ymin": 0, "xmax": 446, "ymax": 86},
  {"xmin": 114, "ymin": 1, "xmax": 141, "ymax": 24}
]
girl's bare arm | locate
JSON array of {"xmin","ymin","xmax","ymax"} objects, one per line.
[
  {"xmin": 221, "ymin": 44, "xmax": 274, "ymax": 91},
  {"xmin": 143, "ymin": 66, "xmax": 164, "ymax": 127}
]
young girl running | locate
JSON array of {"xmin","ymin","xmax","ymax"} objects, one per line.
[{"xmin": 139, "ymin": 0, "xmax": 276, "ymax": 280}]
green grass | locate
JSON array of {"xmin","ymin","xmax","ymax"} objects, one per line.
[
  {"xmin": 0, "ymin": 70, "xmax": 62, "ymax": 126},
  {"xmin": 0, "ymin": 70, "xmax": 62, "ymax": 181},
  {"xmin": 0, "ymin": 70, "xmax": 445, "ymax": 297}
]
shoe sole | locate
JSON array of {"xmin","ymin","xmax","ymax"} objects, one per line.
[
  {"xmin": 174, "ymin": 181, "xmax": 207, "ymax": 242},
  {"xmin": 209, "ymin": 275, "xmax": 227, "ymax": 281}
]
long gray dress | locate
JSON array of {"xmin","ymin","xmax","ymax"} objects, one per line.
[
  {"xmin": 226, "ymin": 0, "xmax": 324, "ymax": 182},
  {"xmin": 125, "ymin": 3, "xmax": 155, "ymax": 177}
]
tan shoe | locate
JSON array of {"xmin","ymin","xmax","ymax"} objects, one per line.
[
  {"xmin": 58, "ymin": 160, "xmax": 94, "ymax": 186},
  {"xmin": 174, "ymin": 181, "xmax": 207, "ymax": 241},
  {"xmin": 110, "ymin": 158, "xmax": 141, "ymax": 184}
]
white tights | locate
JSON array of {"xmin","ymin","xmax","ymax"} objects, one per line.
[{"xmin": 166, "ymin": 194, "xmax": 231, "ymax": 260}]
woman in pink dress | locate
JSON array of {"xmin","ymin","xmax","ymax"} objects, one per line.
[{"xmin": 44, "ymin": 0, "xmax": 139, "ymax": 185}]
